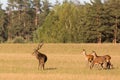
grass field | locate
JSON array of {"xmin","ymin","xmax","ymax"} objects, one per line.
[{"xmin": 0, "ymin": 43, "xmax": 120, "ymax": 80}]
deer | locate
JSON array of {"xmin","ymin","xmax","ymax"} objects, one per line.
[
  {"xmin": 32, "ymin": 43, "xmax": 47, "ymax": 70},
  {"xmin": 91, "ymin": 51, "xmax": 113, "ymax": 69},
  {"xmin": 103, "ymin": 55, "xmax": 113, "ymax": 69},
  {"xmin": 81, "ymin": 49, "xmax": 94, "ymax": 65}
]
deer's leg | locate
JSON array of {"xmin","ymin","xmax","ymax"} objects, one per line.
[
  {"xmin": 110, "ymin": 64, "xmax": 114, "ymax": 69},
  {"xmin": 43, "ymin": 63, "xmax": 45, "ymax": 70},
  {"xmin": 101, "ymin": 63, "xmax": 105, "ymax": 70},
  {"xmin": 40, "ymin": 59, "xmax": 44, "ymax": 70},
  {"xmin": 38, "ymin": 60, "xmax": 40, "ymax": 70},
  {"xmin": 107, "ymin": 61, "xmax": 111, "ymax": 69},
  {"xmin": 103, "ymin": 62, "xmax": 107, "ymax": 70},
  {"xmin": 40, "ymin": 62, "xmax": 43, "ymax": 70},
  {"xmin": 106, "ymin": 62, "xmax": 109, "ymax": 69},
  {"xmin": 106, "ymin": 60, "xmax": 113, "ymax": 69},
  {"xmin": 101, "ymin": 63, "xmax": 103, "ymax": 68},
  {"xmin": 90, "ymin": 62, "xmax": 94, "ymax": 69},
  {"xmin": 86, "ymin": 59, "xmax": 90, "ymax": 68},
  {"xmin": 88, "ymin": 59, "xmax": 91, "ymax": 65},
  {"xmin": 95, "ymin": 63, "xmax": 100, "ymax": 69}
]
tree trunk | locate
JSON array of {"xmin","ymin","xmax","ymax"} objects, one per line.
[
  {"xmin": 35, "ymin": 8, "xmax": 38, "ymax": 26},
  {"xmin": 113, "ymin": 16, "xmax": 118, "ymax": 44},
  {"xmin": 98, "ymin": 32, "xmax": 101, "ymax": 44}
]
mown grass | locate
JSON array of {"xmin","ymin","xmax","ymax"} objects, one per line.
[{"xmin": 0, "ymin": 43, "xmax": 120, "ymax": 80}]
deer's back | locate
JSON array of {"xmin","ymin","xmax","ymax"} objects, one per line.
[
  {"xmin": 104, "ymin": 55, "xmax": 111, "ymax": 60},
  {"xmin": 37, "ymin": 52, "xmax": 47, "ymax": 63},
  {"xmin": 93, "ymin": 56, "xmax": 106, "ymax": 64}
]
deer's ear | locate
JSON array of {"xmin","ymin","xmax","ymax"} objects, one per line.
[
  {"xmin": 37, "ymin": 42, "xmax": 44, "ymax": 50},
  {"xmin": 83, "ymin": 49, "xmax": 85, "ymax": 51},
  {"xmin": 92, "ymin": 51, "xmax": 96, "ymax": 53}
]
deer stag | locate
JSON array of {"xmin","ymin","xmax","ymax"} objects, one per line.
[
  {"xmin": 91, "ymin": 51, "xmax": 113, "ymax": 69},
  {"xmin": 32, "ymin": 43, "xmax": 47, "ymax": 70},
  {"xmin": 81, "ymin": 49, "xmax": 94, "ymax": 65}
]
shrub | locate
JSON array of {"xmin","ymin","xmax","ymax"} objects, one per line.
[{"xmin": 13, "ymin": 36, "xmax": 25, "ymax": 43}]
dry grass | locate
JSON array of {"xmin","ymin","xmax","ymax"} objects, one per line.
[{"xmin": 0, "ymin": 43, "xmax": 120, "ymax": 80}]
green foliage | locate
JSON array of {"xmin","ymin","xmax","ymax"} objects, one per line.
[
  {"xmin": 33, "ymin": 1, "xmax": 85, "ymax": 43},
  {"xmin": 4, "ymin": 0, "xmax": 51, "ymax": 42},
  {"xmin": 0, "ymin": 0, "xmax": 120, "ymax": 43},
  {"xmin": 33, "ymin": 0, "xmax": 120, "ymax": 43},
  {"xmin": 13, "ymin": 36, "xmax": 25, "ymax": 43},
  {"xmin": 0, "ymin": 8, "xmax": 8, "ymax": 43}
]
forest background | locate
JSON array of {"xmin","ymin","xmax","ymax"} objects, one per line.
[{"xmin": 0, "ymin": 0, "xmax": 120, "ymax": 43}]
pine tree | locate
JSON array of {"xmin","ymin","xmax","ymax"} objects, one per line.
[{"xmin": 0, "ymin": 3, "xmax": 8, "ymax": 42}]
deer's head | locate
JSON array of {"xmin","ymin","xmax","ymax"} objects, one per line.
[
  {"xmin": 81, "ymin": 49, "xmax": 86, "ymax": 54},
  {"xmin": 91, "ymin": 51, "xmax": 97, "ymax": 57},
  {"xmin": 32, "ymin": 43, "xmax": 44, "ymax": 55}
]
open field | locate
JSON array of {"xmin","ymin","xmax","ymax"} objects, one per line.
[{"xmin": 0, "ymin": 43, "xmax": 120, "ymax": 80}]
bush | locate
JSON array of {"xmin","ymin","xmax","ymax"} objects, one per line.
[{"xmin": 13, "ymin": 36, "xmax": 25, "ymax": 43}]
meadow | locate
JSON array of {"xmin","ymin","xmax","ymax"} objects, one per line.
[{"xmin": 0, "ymin": 43, "xmax": 120, "ymax": 80}]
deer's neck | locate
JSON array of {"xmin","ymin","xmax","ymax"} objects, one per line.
[
  {"xmin": 93, "ymin": 53, "xmax": 98, "ymax": 58},
  {"xmin": 83, "ymin": 52, "xmax": 89, "ymax": 61},
  {"xmin": 83, "ymin": 51, "xmax": 87, "ymax": 58},
  {"xmin": 35, "ymin": 51, "xmax": 40, "ymax": 56}
]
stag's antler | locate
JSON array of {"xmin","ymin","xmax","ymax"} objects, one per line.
[
  {"xmin": 36, "ymin": 42, "xmax": 44, "ymax": 51},
  {"xmin": 32, "ymin": 42, "xmax": 44, "ymax": 55}
]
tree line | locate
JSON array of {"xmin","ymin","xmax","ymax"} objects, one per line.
[{"xmin": 0, "ymin": 0, "xmax": 120, "ymax": 43}]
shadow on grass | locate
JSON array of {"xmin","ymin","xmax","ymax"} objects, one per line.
[{"xmin": 45, "ymin": 67, "xmax": 57, "ymax": 70}]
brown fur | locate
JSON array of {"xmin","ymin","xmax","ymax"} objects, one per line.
[
  {"xmin": 91, "ymin": 51, "xmax": 113, "ymax": 69},
  {"xmin": 32, "ymin": 43, "xmax": 47, "ymax": 70},
  {"xmin": 103, "ymin": 55, "xmax": 113, "ymax": 69},
  {"xmin": 90, "ymin": 51, "xmax": 107, "ymax": 69},
  {"xmin": 90, "ymin": 55, "xmax": 107, "ymax": 69},
  {"xmin": 81, "ymin": 49, "xmax": 94, "ymax": 63}
]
